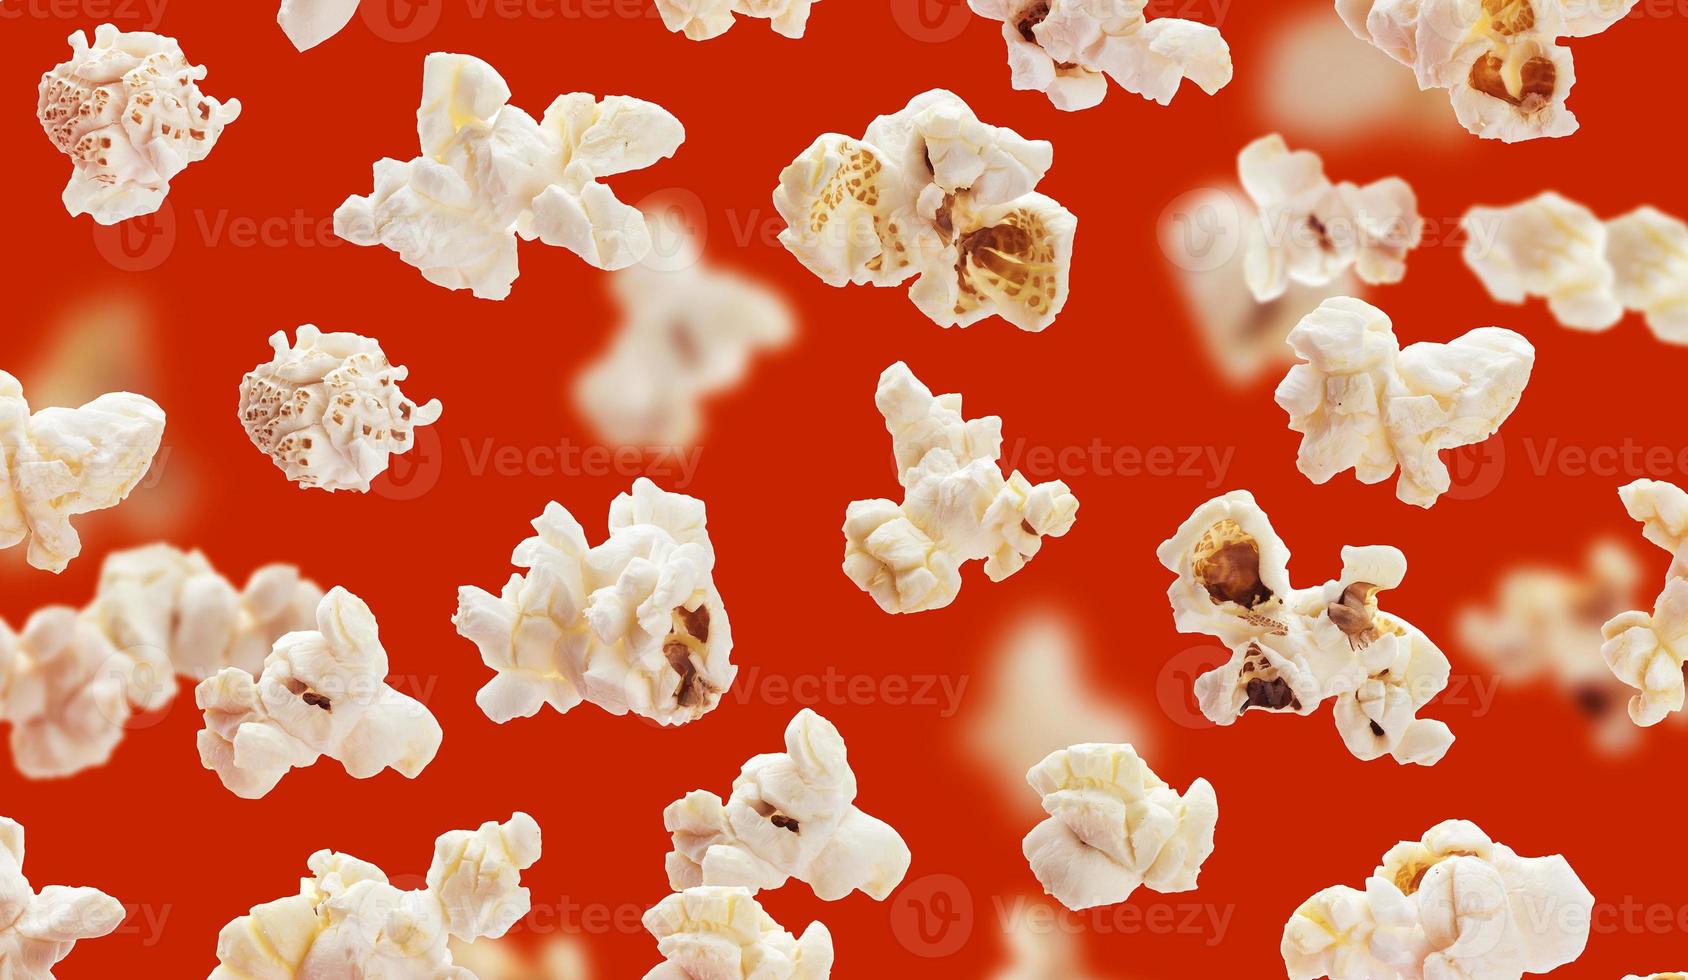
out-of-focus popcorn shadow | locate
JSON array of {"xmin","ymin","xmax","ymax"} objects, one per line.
[
  {"xmin": 990, "ymin": 899, "xmax": 1118, "ymax": 979},
  {"xmin": 449, "ymin": 935, "xmax": 592, "ymax": 980}
]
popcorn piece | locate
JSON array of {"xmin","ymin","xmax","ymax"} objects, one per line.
[
  {"xmin": 774, "ymin": 89, "xmax": 1077, "ymax": 333},
  {"xmin": 239, "ymin": 326, "xmax": 443, "ymax": 493},
  {"xmin": 664, "ymin": 709, "xmax": 911, "ymax": 902},
  {"xmin": 1022, "ymin": 743, "xmax": 1217, "ymax": 911},
  {"xmin": 278, "ymin": 0, "xmax": 361, "ymax": 51},
  {"xmin": 1339, "ymin": 0, "xmax": 1638, "ymax": 142},
  {"xmin": 1284, "ymin": 819, "xmax": 1593, "ymax": 979},
  {"xmin": 992, "ymin": 910, "xmax": 1098, "ymax": 980},
  {"xmin": 0, "ymin": 370, "xmax": 165, "ymax": 573},
  {"xmin": 654, "ymin": 0, "xmax": 820, "ymax": 40},
  {"xmin": 210, "ymin": 813, "xmax": 541, "ymax": 978},
  {"xmin": 0, "ymin": 816, "xmax": 125, "ymax": 978},
  {"xmin": 1606, "ymin": 207, "xmax": 1688, "ymax": 345},
  {"xmin": 1158, "ymin": 490, "xmax": 1456, "ymax": 765},
  {"xmin": 1626, "ymin": 974, "xmax": 1688, "ymax": 979},
  {"xmin": 1461, "ymin": 192, "xmax": 1623, "ymax": 330},
  {"xmin": 642, "ymin": 886, "xmax": 834, "ymax": 979},
  {"xmin": 450, "ymin": 935, "xmax": 592, "ymax": 980},
  {"xmin": 1601, "ymin": 479, "xmax": 1688, "ymax": 727},
  {"xmin": 1239, "ymin": 135, "xmax": 1422, "ymax": 302},
  {"xmin": 336, "ymin": 53, "xmax": 685, "ymax": 299},
  {"xmin": 844, "ymin": 362, "xmax": 1078, "ymax": 614},
  {"xmin": 196, "ymin": 587, "xmax": 443, "ymax": 799},
  {"xmin": 455, "ymin": 478, "xmax": 735, "ymax": 727},
  {"xmin": 0, "ymin": 608, "xmax": 136, "ymax": 779},
  {"xmin": 37, "ymin": 24, "xmax": 241, "ymax": 224},
  {"xmin": 967, "ymin": 0, "xmax": 1232, "ymax": 111},
  {"xmin": 1275, "ymin": 297, "xmax": 1534, "ymax": 508}
]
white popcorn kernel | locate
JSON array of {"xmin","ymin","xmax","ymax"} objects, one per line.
[
  {"xmin": 1021, "ymin": 743, "xmax": 1217, "ymax": 911},
  {"xmin": 455, "ymin": 478, "xmax": 734, "ymax": 727},
  {"xmin": 37, "ymin": 24, "xmax": 241, "ymax": 224},
  {"xmin": 1602, "ymin": 479, "xmax": 1688, "ymax": 727},
  {"xmin": 0, "ymin": 608, "xmax": 133, "ymax": 779},
  {"xmin": 450, "ymin": 935, "xmax": 592, "ymax": 980},
  {"xmin": 1461, "ymin": 192, "xmax": 1623, "ymax": 330},
  {"xmin": 195, "ymin": 586, "xmax": 443, "ymax": 799},
  {"xmin": 0, "ymin": 370, "xmax": 165, "ymax": 573},
  {"xmin": 0, "ymin": 816, "xmax": 125, "ymax": 978},
  {"xmin": 1275, "ymin": 296, "xmax": 1534, "ymax": 508},
  {"xmin": 642, "ymin": 886, "xmax": 834, "ymax": 980},
  {"xmin": 844, "ymin": 363, "xmax": 1078, "ymax": 614},
  {"xmin": 654, "ymin": 0, "xmax": 820, "ymax": 40},
  {"xmin": 664, "ymin": 709, "xmax": 911, "ymax": 902},
  {"xmin": 1606, "ymin": 207, "xmax": 1688, "ymax": 345},
  {"xmin": 1158, "ymin": 490, "xmax": 1456, "ymax": 765},
  {"xmin": 239, "ymin": 326, "xmax": 442, "ymax": 494},
  {"xmin": 1239, "ymin": 135, "xmax": 1422, "ymax": 303},
  {"xmin": 210, "ymin": 813, "xmax": 541, "ymax": 978},
  {"xmin": 774, "ymin": 89, "xmax": 1077, "ymax": 333},
  {"xmin": 967, "ymin": 0, "xmax": 1232, "ymax": 110},
  {"xmin": 278, "ymin": 0, "xmax": 361, "ymax": 51},
  {"xmin": 336, "ymin": 54, "xmax": 685, "ymax": 299}
]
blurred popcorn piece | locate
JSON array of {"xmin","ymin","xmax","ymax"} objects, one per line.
[
  {"xmin": 1606, "ymin": 207, "xmax": 1688, "ymax": 344},
  {"xmin": 642, "ymin": 886, "xmax": 834, "ymax": 979},
  {"xmin": 1461, "ymin": 192, "xmax": 1623, "ymax": 330},
  {"xmin": 0, "ymin": 816, "xmax": 125, "ymax": 978},
  {"xmin": 277, "ymin": 0, "xmax": 361, "ymax": 51},
  {"xmin": 1239, "ymin": 135, "xmax": 1421, "ymax": 303},
  {"xmin": 336, "ymin": 53, "xmax": 685, "ymax": 299},
  {"xmin": 654, "ymin": 0, "xmax": 820, "ymax": 40},
  {"xmin": 0, "ymin": 370, "xmax": 165, "ymax": 573},
  {"xmin": 1626, "ymin": 974, "xmax": 1688, "ymax": 979},
  {"xmin": 239, "ymin": 326, "xmax": 442, "ymax": 493},
  {"xmin": 1602, "ymin": 479, "xmax": 1688, "ymax": 726},
  {"xmin": 210, "ymin": 813, "xmax": 541, "ymax": 978},
  {"xmin": 1021, "ymin": 743, "xmax": 1217, "ymax": 911},
  {"xmin": 449, "ymin": 935, "xmax": 593, "ymax": 980},
  {"xmin": 1284, "ymin": 819, "xmax": 1593, "ymax": 979},
  {"xmin": 967, "ymin": 0, "xmax": 1231, "ymax": 110},
  {"xmin": 37, "ymin": 24, "xmax": 241, "ymax": 224},
  {"xmin": 196, "ymin": 587, "xmax": 443, "ymax": 799},
  {"xmin": 0, "ymin": 608, "xmax": 135, "ymax": 779},
  {"xmin": 1338, "ymin": 0, "xmax": 1638, "ymax": 142},
  {"xmin": 992, "ymin": 909, "xmax": 1100, "ymax": 979},
  {"xmin": 844, "ymin": 362, "xmax": 1078, "ymax": 614},
  {"xmin": 1274, "ymin": 296, "xmax": 1534, "ymax": 508},
  {"xmin": 774, "ymin": 89, "xmax": 1076, "ymax": 332},
  {"xmin": 1257, "ymin": 10, "xmax": 1453, "ymax": 143},
  {"xmin": 455, "ymin": 478, "xmax": 734, "ymax": 727},
  {"xmin": 664, "ymin": 709, "xmax": 911, "ymax": 902},
  {"xmin": 1158, "ymin": 490, "xmax": 1456, "ymax": 765}
]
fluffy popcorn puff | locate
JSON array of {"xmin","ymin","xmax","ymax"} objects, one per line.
[
  {"xmin": 210, "ymin": 813, "xmax": 541, "ymax": 979},
  {"xmin": 654, "ymin": 0, "xmax": 819, "ymax": 40},
  {"xmin": 664, "ymin": 709, "xmax": 912, "ymax": 902},
  {"xmin": 1158, "ymin": 490, "xmax": 1456, "ymax": 765},
  {"xmin": 1021, "ymin": 743, "xmax": 1217, "ymax": 912},
  {"xmin": 0, "ymin": 370, "xmax": 165, "ymax": 573},
  {"xmin": 0, "ymin": 607, "xmax": 136, "ymax": 779},
  {"xmin": 1601, "ymin": 479, "xmax": 1688, "ymax": 727},
  {"xmin": 1283, "ymin": 819, "xmax": 1594, "ymax": 980},
  {"xmin": 844, "ymin": 363, "xmax": 1078, "ymax": 614},
  {"xmin": 643, "ymin": 886, "xmax": 834, "ymax": 980},
  {"xmin": 1239, "ymin": 135, "xmax": 1422, "ymax": 303},
  {"xmin": 0, "ymin": 816, "xmax": 125, "ymax": 978},
  {"xmin": 336, "ymin": 53, "xmax": 685, "ymax": 300},
  {"xmin": 1461, "ymin": 192, "xmax": 1624, "ymax": 330},
  {"xmin": 967, "ymin": 0, "xmax": 1232, "ymax": 111},
  {"xmin": 1338, "ymin": 0, "xmax": 1637, "ymax": 142},
  {"xmin": 195, "ymin": 587, "xmax": 443, "ymax": 799},
  {"xmin": 37, "ymin": 25, "xmax": 241, "ymax": 224},
  {"xmin": 1275, "ymin": 297, "xmax": 1534, "ymax": 508},
  {"xmin": 240, "ymin": 326, "xmax": 443, "ymax": 494},
  {"xmin": 774, "ymin": 89, "xmax": 1077, "ymax": 333},
  {"xmin": 1605, "ymin": 207, "xmax": 1688, "ymax": 344},
  {"xmin": 454, "ymin": 478, "xmax": 734, "ymax": 727},
  {"xmin": 278, "ymin": 0, "xmax": 360, "ymax": 51}
]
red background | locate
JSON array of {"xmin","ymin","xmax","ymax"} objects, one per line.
[{"xmin": 2, "ymin": 0, "xmax": 1685, "ymax": 976}]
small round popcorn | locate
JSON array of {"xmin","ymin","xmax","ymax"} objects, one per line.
[
  {"xmin": 0, "ymin": 816, "xmax": 125, "ymax": 979},
  {"xmin": 643, "ymin": 886, "xmax": 834, "ymax": 979},
  {"xmin": 1461, "ymin": 192, "xmax": 1624, "ymax": 330},
  {"xmin": 1606, "ymin": 207, "xmax": 1688, "ymax": 345},
  {"xmin": 37, "ymin": 24, "xmax": 241, "ymax": 224},
  {"xmin": 1021, "ymin": 743, "xmax": 1217, "ymax": 911},
  {"xmin": 239, "ymin": 326, "xmax": 442, "ymax": 494},
  {"xmin": 654, "ymin": 0, "xmax": 820, "ymax": 40}
]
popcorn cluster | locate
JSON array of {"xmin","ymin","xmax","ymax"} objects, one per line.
[
  {"xmin": 37, "ymin": 25, "xmax": 242, "ymax": 224},
  {"xmin": 210, "ymin": 813, "xmax": 541, "ymax": 978},
  {"xmin": 1022, "ymin": 743, "xmax": 1217, "ymax": 911},
  {"xmin": 1239, "ymin": 135, "xmax": 1422, "ymax": 303},
  {"xmin": 1158, "ymin": 490, "xmax": 1456, "ymax": 765},
  {"xmin": 277, "ymin": 0, "xmax": 361, "ymax": 51},
  {"xmin": 664, "ymin": 709, "xmax": 911, "ymax": 902},
  {"xmin": 196, "ymin": 586, "xmax": 443, "ymax": 799},
  {"xmin": 844, "ymin": 362, "xmax": 1079, "ymax": 614},
  {"xmin": 1275, "ymin": 297, "xmax": 1535, "ymax": 508},
  {"xmin": 1463, "ymin": 192, "xmax": 1688, "ymax": 343},
  {"xmin": 239, "ymin": 326, "xmax": 443, "ymax": 494},
  {"xmin": 455, "ymin": 479, "xmax": 735, "ymax": 727},
  {"xmin": 1283, "ymin": 820, "xmax": 1594, "ymax": 979},
  {"xmin": 1337, "ymin": 0, "xmax": 1637, "ymax": 142},
  {"xmin": 967, "ymin": 0, "xmax": 1232, "ymax": 111},
  {"xmin": 0, "ymin": 371, "xmax": 165, "ymax": 573},
  {"xmin": 654, "ymin": 0, "xmax": 820, "ymax": 40},
  {"xmin": 0, "ymin": 816, "xmax": 125, "ymax": 979},
  {"xmin": 642, "ymin": 886, "xmax": 834, "ymax": 980},
  {"xmin": 775, "ymin": 89, "xmax": 1077, "ymax": 333},
  {"xmin": 337, "ymin": 53, "xmax": 686, "ymax": 299},
  {"xmin": 1600, "ymin": 479, "xmax": 1688, "ymax": 726}
]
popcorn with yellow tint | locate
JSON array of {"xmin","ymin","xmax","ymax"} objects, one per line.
[
  {"xmin": 0, "ymin": 816, "xmax": 125, "ymax": 979},
  {"xmin": 1601, "ymin": 479, "xmax": 1688, "ymax": 727},
  {"xmin": 1461, "ymin": 192, "xmax": 1623, "ymax": 330},
  {"xmin": 642, "ymin": 886, "xmax": 834, "ymax": 979},
  {"xmin": 653, "ymin": 0, "xmax": 820, "ymax": 40},
  {"xmin": 774, "ymin": 89, "xmax": 1076, "ymax": 332}
]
